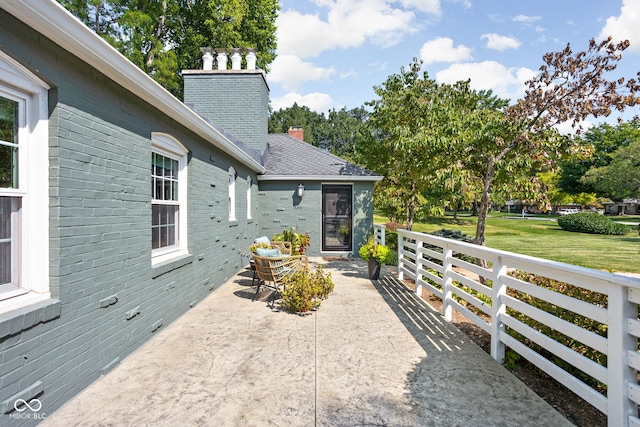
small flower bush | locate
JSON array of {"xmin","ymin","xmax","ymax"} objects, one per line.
[
  {"xmin": 358, "ymin": 237, "xmax": 393, "ymax": 264},
  {"xmin": 280, "ymin": 266, "xmax": 334, "ymax": 313},
  {"xmin": 557, "ymin": 212, "xmax": 630, "ymax": 235}
]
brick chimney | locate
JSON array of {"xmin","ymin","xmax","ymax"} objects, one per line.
[
  {"xmin": 182, "ymin": 48, "xmax": 269, "ymax": 155},
  {"xmin": 288, "ymin": 126, "xmax": 304, "ymax": 141}
]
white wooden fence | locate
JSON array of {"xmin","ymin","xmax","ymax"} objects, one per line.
[{"xmin": 373, "ymin": 224, "xmax": 640, "ymax": 427}]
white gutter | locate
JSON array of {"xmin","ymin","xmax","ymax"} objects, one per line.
[
  {"xmin": 0, "ymin": 0, "xmax": 265, "ymax": 174},
  {"xmin": 257, "ymin": 175, "xmax": 383, "ymax": 182}
]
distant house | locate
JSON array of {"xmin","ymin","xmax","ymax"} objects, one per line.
[
  {"xmin": 0, "ymin": 0, "xmax": 381, "ymax": 420},
  {"xmin": 603, "ymin": 199, "xmax": 640, "ymax": 215}
]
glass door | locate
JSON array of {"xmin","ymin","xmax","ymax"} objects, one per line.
[{"xmin": 322, "ymin": 184, "xmax": 352, "ymax": 252}]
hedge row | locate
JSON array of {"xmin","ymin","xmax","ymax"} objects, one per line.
[{"xmin": 557, "ymin": 212, "xmax": 630, "ymax": 235}]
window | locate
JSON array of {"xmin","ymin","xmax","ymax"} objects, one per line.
[
  {"xmin": 246, "ymin": 176, "xmax": 252, "ymax": 219},
  {"xmin": 228, "ymin": 167, "xmax": 236, "ymax": 221},
  {"xmin": 151, "ymin": 133, "xmax": 188, "ymax": 264},
  {"xmin": 0, "ymin": 52, "xmax": 50, "ymax": 311}
]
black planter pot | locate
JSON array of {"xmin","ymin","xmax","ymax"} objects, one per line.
[{"xmin": 368, "ymin": 257, "xmax": 381, "ymax": 280}]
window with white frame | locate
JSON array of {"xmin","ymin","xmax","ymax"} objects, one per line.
[
  {"xmin": 0, "ymin": 52, "xmax": 50, "ymax": 311},
  {"xmin": 228, "ymin": 167, "xmax": 236, "ymax": 221},
  {"xmin": 246, "ymin": 176, "xmax": 252, "ymax": 219},
  {"xmin": 151, "ymin": 133, "xmax": 188, "ymax": 264}
]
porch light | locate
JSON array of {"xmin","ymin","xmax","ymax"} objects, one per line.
[{"xmin": 297, "ymin": 183, "xmax": 304, "ymax": 198}]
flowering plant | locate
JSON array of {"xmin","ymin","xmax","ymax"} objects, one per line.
[
  {"xmin": 358, "ymin": 237, "xmax": 392, "ymax": 264},
  {"xmin": 273, "ymin": 227, "xmax": 311, "ymax": 255},
  {"xmin": 249, "ymin": 242, "xmax": 272, "ymax": 253}
]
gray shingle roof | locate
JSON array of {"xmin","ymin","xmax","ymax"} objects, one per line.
[{"xmin": 262, "ymin": 134, "xmax": 381, "ymax": 181}]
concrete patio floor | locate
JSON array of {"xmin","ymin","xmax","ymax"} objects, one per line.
[{"xmin": 41, "ymin": 259, "xmax": 572, "ymax": 427}]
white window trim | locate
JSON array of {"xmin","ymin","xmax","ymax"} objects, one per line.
[
  {"xmin": 246, "ymin": 176, "xmax": 252, "ymax": 220},
  {"xmin": 151, "ymin": 133, "xmax": 189, "ymax": 266},
  {"xmin": 0, "ymin": 52, "xmax": 50, "ymax": 313},
  {"xmin": 229, "ymin": 167, "xmax": 236, "ymax": 221}
]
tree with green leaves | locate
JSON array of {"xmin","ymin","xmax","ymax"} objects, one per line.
[
  {"xmin": 558, "ymin": 121, "xmax": 640, "ymax": 195},
  {"xmin": 357, "ymin": 59, "xmax": 496, "ymax": 230},
  {"xmin": 268, "ymin": 103, "xmax": 326, "ymax": 145},
  {"xmin": 581, "ymin": 140, "xmax": 640, "ymax": 201},
  {"xmin": 317, "ymin": 107, "xmax": 369, "ymax": 158},
  {"xmin": 469, "ymin": 37, "xmax": 640, "ymax": 244},
  {"xmin": 58, "ymin": 0, "xmax": 279, "ymax": 98}
]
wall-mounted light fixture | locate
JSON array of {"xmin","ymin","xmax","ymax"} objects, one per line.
[{"xmin": 297, "ymin": 183, "xmax": 304, "ymax": 198}]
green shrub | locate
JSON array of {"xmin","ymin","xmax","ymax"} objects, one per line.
[
  {"xmin": 428, "ymin": 229, "xmax": 476, "ymax": 263},
  {"xmin": 430, "ymin": 228, "xmax": 474, "ymax": 243},
  {"xmin": 506, "ymin": 271, "xmax": 607, "ymax": 389},
  {"xmin": 359, "ymin": 237, "xmax": 393, "ymax": 264},
  {"xmin": 280, "ymin": 266, "xmax": 334, "ymax": 313},
  {"xmin": 557, "ymin": 212, "xmax": 630, "ymax": 235},
  {"xmin": 381, "ymin": 222, "xmax": 404, "ymax": 256}
]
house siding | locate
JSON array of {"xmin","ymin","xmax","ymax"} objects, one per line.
[
  {"xmin": 257, "ymin": 181, "xmax": 375, "ymax": 256},
  {"xmin": 183, "ymin": 71, "xmax": 269, "ymax": 155},
  {"xmin": 0, "ymin": 12, "xmax": 257, "ymax": 424}
]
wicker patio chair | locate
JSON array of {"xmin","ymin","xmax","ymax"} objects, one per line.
[
  {"xmin": 249, "ymin": 241, "xmax": 292, "ymax": 287},
  {"xmin": 252, "ymin": 253, "xmax": 308, "ymax": 305},
  {"xmin": 269, "ymin": 241, "xmax": 291, "ymax": 255}
]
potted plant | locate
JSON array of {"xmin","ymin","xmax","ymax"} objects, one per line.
[
  {"xmin": 272, "ymin": 227, "xmax": 311, "ymax": 255},
  {"xmin": 249, "ymin": 241, "xmax": 273, "ymax": 253},
  {"xmin": 338, "ymin": 225, "xmax": 350, "ymax": 244},
  {"xmin": 358, "ymin": 237, "xmax": 392, "ymax": 280}
]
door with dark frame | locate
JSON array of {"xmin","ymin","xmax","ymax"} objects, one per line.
[{"xmin": 322, "ymin": 184, "xmax": 352, "ymax": 252}]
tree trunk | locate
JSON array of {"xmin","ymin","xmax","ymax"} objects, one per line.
[
  {"xmin": 94, "ymin": 1, "xmax": 102, "ymax": 34},
  {"xmin": 406, "ymin": 181, "xmax": 416, "ymax": 231},
  {"xmin": 453, "ymin": 203, "xmax": 458, "ymax": 220},
  {"xmin": 474, "ymin": 158, "xmax": 496, "ymax": 246},
  {"xmin": 145, "ymin": 1, "xmax": 167, "ymax": 70}
]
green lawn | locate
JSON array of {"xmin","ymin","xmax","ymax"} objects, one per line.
[{"xmin": 375, "ymin": 213, "xmax": 640, "ymax": 274}]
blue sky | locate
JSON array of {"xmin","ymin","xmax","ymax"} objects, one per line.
[{"xmin": 266, "ymin": 0, "xmax": 640, "ymax": 129}]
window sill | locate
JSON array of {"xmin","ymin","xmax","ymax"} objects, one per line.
[
  {"xmin": 0, "ymin": 296, "xmax": 61, "ymax": 339},
  {"xmin": 152, "ymin": 252, "xmax": 194, "ymax": 278}
]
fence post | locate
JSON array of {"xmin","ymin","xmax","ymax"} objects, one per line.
[
  {"xmin": 415, "ymin": 239, "xmax": 423, "ymax": 297},
  {"xmin": 442, "ymin": 243, "xmax": 453, "ymax": 321},
  {"xmin": 397, "ymin": 231, "xmax": 404, "ymax": 281},
  {"xmin": 607, "ymin": 284, "xmax": 636, "ymax": 427},
  {"xmin": 490, "ymin": 256, "xmax": 506, "ymax": 363},
  {"xmin": 380, "ymin": 225, "xmax": 386, "ymax": 246}
]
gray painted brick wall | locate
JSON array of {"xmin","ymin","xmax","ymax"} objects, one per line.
[
  {"xmin": 0, "ymin": 13, "xmax": 259, "ymax": 426},
  {"xmin": 183, "ymin": 71, "xmax": 269, "ymax": 155},
  {"xmin": 257, "ymin": 181, "xmax": 374, "ymax": 257}
]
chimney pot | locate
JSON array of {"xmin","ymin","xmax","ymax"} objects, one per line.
[
  {"xmin": 201, "ymin": 47, "xmax": 214, "ymax": 70},
  {"xmin": 231, "ymin": 48, "xmax": 242, "ymax": 70},
  {"xmin": 246, "ymin": 48, "xmax": 257, "ymax": 70},
  {"xmin": 216, "ymin": 48, "xmax": 228, "ymax": 70}
]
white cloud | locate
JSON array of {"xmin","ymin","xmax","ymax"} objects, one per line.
[
  {"xmin": 513, "ymin": 14, "xmax": 541, "ymax": 24},
  {"xmin": 599, "ymin": 0, "xmax": 640, "ymax": 53},
  {"xmin": 276, "ymin": 0, "xmax": 435, "ymax": 58},
  {"xmin": 270, "ymin": 92, "xmax": 335, "ymax": 113},
  {"xmin": 400, "ymin": 0, "xmax": 441, "ymax": 14},
  {"xmin": 554, "ymin": 119, "xmax": 595, "ymax": 135},
  {"xmin": 449, "ymin": 0, "xmax": 472, "ymax": 10},
  {"xmin": 481, "ymin": 33, "xmax": 521, "ymax": 51},
  {"xmin": 267, "ymin": 55, "xmax": 336, "ymax": 92},
  {"xmin": 339, "ymin": 69, "xmax": 358, "ymax": 78},
  {"xmin": 435, "ymin": 61, "xmax": 536, "ymax": 101},
  {"xmin": 419, "ymin": 37, "xmax": 473, "ymax": 64}
]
